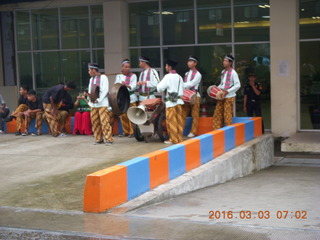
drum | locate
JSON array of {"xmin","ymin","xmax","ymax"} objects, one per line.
[
  {"xmin": 108, "ymin": 83, "xmax": 130, "ymax": 116},
  {"xmin": 207, "ymin": 85, "xmax": 224, "ymax": 100},
  {"xmin": 89, "ymin": 84, "xmax": 100, "ymax": 103},
  {"xmin": 140, "ymin": 98, "xmax": 161, "ymax": 110},
  {"xmin": 181, "ymin": 89, "xmax": 197, "ymax": 104}
]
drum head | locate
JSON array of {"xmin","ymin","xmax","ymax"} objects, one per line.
[
  {"xmin": 108, "ymin": 83, "xmax": 130, "ymax": 116},
  {"xmin": 90, "ymin": 84, "xmax": 100, "ymax": 103}
]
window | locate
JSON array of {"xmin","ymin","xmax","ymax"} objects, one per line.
[
  {"xmin": 162, "ymin": 0, "xmax": 195, "ymax": 45},
  {"xmin": 299, "ymin": 0, "xmax": 320, "ymax": 129},
  {"xmin": 15, "ymin": 5, "xmax": 104, "ymax": 94},
  {"xmin": 197, "ymin": 0, "xmax": 232, "ymax": 43},
  {"xmin": 129, "ymin": 1, "xmax": 160, "ymax": 46},
  {"xmin": 234, "ymin": 0, "xmax": 270, "ymax": 42}
]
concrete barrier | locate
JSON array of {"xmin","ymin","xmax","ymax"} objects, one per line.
[{"xmin": 83, "ymin": 117, "xmax": 265, "ymax": 213}]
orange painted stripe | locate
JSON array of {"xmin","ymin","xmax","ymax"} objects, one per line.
[
  {"xmin": 233, "ymin": 123, "xmax": 245, "ymax": 146},
  {"xmin": 83, "ymin": 165, "xmax": 127, "ymax": 213},
  {"xmin": 142, "ymin": 150, "xmax": 169, "ymax": 189},
  {"xmin": 207, "ymin": 129, "xmax": 225, "ymax": 158},
  {"xmin": 251, "ymin": 117, "xmax": 263, "ymax": 137},
  {"xmin": 179, "ymin": 138, "xmax": 201, "ymax": 171},
  {"xmin": 197, "ymin": 117, "xmax": 214, "ymax": 135}
]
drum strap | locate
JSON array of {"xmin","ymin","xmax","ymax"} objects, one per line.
[
  {"xmin": 90, "ymin": 75, "xmax": 101, "ymax": 87},
  {"xmin": 139, "ymin": 68, "xmax": 151, "ymax": 93},
  {"xmin": 221, "ymin": 68, "xmax": 233, "ymax": 89},
  {"xmin": 184, "ymin": 69, "xmax": 198, "ymax": 92},
  {"xmin": 125, "ymin": 72, "xmax": 133, "ymax": 85}
]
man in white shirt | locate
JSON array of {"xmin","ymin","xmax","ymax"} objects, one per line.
[
  {"xmin": 137, "ymin": 56, "xmax": 160, "ymax": 101},
  {"xmin": 182, "ymin": 56, "xmax": 202, "ymax": 138},
  {"xmin": 157, "ymin": 59, "xmax": 184, "ymax": 144},
  {"xmin": 115, "ymin": 59, "xmax": 137, "ymax": 138},
  {"xmin": 212, "ymin": 55, "xmax": 241, "ymax": 130},
  {"xmin": 88, "ymin": 63, "xmax": 114, "ymax": 145}
]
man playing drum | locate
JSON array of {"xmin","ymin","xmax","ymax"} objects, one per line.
[
  {"xmin": 182, "ymin": 56, "xmax": 202, "ymax": 138},
  {"xmin": 157, "ymin": 59, "xmax": 184, "ymax": 144},
  {"xmin": 212, "ymin": 54, "xmax": 241, "ymax": 130},
  {"xmin": 137, "ymin": 56, "xmax": 160, "ymax": 102},
  {"xmin": 88, "ymin": 63, "xmax": 114, "ymax": 146},
  {"xmin": 115, "ymin": 59, "xmax": 137, "ymax": 138}
]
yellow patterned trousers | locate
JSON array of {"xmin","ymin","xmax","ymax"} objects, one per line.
[
  {"xmin": 43, "ymin": 103, "xmax": 61, "ymax": 137},
  {"xmin": 12, "ymin": 104, "xmax": 28, "ymax": 117},
  {"xmin": 91, "ymin": 107, "xmax": 114, "ymax": 143},
  {"xmin": 16, "ymin": 111, "xmax": 43, "ymax": 131},
  {"xmin": 166, "ymin": 104, "xmax": 184, "ymax": 144},
  {"xmin": 120, "ymin": 102, "xmax": 136, "ymax": 135},
  {"xmin": 182, "ymin": 97, "xmax": 200, "ymax": 135},
  {"xmin": 59, "ymin": 110, "xmax": 69, "ymax": 131},
  {"xmin": 212, "ymin": 97, "xmax": 235, "ymax": 130}
]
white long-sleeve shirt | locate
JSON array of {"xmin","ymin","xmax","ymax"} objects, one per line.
[
  {"xmin": 115, "ymin": 73, "xmax": 138, "ymax": 103},
  {"xmin": 157, "ymin": 72, "xmax": 184, "ymax": 108},
  {"xmin": 88, "ymin": 74, "xmax": 110, "ymax": 108},
  {"xmin": 183, "ymin": 70, "xmax": 202, "ymax": 97},
  {"xmin": 138, "ymin": 68, "xmax": 160, "ymax": 102},
  {"xmin": 218, "ymin": 69, "xmax": 241, "ymax": 98}
]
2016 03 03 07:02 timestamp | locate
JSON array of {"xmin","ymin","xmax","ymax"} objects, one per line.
[{"xmin": 208, "ymin": 210, "xmax": 308, "ymax": 220}]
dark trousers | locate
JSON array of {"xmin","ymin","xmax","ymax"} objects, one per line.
[
  {"xmin": 246, "ymin": 100, "xmax": 261, "ymax": 117},
  {"xmin": 246, "ymin": 100, "xmax": 264, "ymax": 133},
  {"xmin": 0, "ymin": 108, "xmax": 10, "ymax": 131}
]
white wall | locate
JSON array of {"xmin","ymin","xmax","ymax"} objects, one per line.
[{"xmin": 270, "ymin": 0, "xmax": 299, "ymax": 137}]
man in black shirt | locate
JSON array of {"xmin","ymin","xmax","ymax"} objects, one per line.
[
  {"xmin": 243, "ymin": 73, "xmax": 262, "ymax": 117},
  {"xmin": 5, "ymin": 85, "xmax": 29, "ymax": 135},
  {"xmin": 42, "ymin": 82, "xmax": 76, "ymax": 137},
  {"xmin": 16, "ymin": 90, "xmax": 44, "ymax": 136}
]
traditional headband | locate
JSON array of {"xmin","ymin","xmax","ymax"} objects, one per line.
[
  {"xmin": 139, "ymin": 57, "xmax": 150, "ymax": 63},
  {"xmin": 88, "ymin": 64, "xmax": 99, "ymax": 70},
  {"xmin": 225, "ymin": 55, "xmax": 234, "ymax": 62},
  {"xmin": 121, "ymin": 59, "xmax": 130, "ymax": 65},
  {"xmin": 188, "ymin": 56, "xmax": 198, "ymax": 62}
]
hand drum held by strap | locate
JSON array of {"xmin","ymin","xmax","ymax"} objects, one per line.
[
  {"xmin": 207, "ymin": 85, "xmax": 224, "ymax": 100},
  {"xmin": 181, "ymin": 89, "xmax": 197, "ymax": 104},
  {"xmin": 89, "ymin": 84, "xmax": 100, "ymax": 103},
  {"xmin": 108, "ymin": 83, "xmax": 130, "ymax": 116}
]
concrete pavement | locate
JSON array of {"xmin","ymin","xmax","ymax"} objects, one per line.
[
  {"xmin": 0, "ymin": 133, "xmax": 165, "ymax": 210},
  {"xmin": 0, "ymin": 161, "xmax": 319, "ymax": 239},
  {"xmin": 0, "ymin": 133, "xmax": 319, "ymax": 239}
]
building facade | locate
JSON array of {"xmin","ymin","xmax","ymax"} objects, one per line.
[{"xmin": 0, "ymin": 0, "xmax": 319, "ymax": 136}]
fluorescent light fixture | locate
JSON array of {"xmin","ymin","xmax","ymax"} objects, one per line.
[
  {"xmin": 262, "ymin": 16, "xmax": 270, "ymax": 18},
  {"xmin": 153, "ymin": 11, "xmax": 174, "ymax": 15},
  {"xmin": 258, "ymin": 5, "xmax": 265, "ymax": 8}
]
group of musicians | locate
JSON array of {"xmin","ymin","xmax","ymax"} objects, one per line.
[{"xmin": 2, "ymin": 53, "xmax": 264, "ymax": 145}]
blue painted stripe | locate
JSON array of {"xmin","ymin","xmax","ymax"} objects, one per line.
[
  {"xmin": 183, "ymin": 117, "xmax": 193, "ymax": 136},
  {"xmin": 241, "ymin": 120, "xmax": 254, "ymax": 141},
  {"xmin": 220, "ymin": 126, "xmax": 235, "ymax": 152},
  {"xmin": 163, "ymin": 144, "xmax": 186, "ymax": 180},
  {"xmin": 119, "ymin": 157, "xmax": 150, "ymax": 200},
  {"xmin": 232, "ymin": 117, "xmax": 252, "ymax": 124},
  {"xmin": 194, "ymin": 134, "xmax": 214, "ymax": 164}
]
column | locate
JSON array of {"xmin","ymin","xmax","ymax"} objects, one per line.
[
  {"xmin": 270, "ymin": 0, "xmax": 299, "ymax": 137},
  {"xmin": 103, "ymin": 0, "xmax": 129, "ymax": 84}
]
